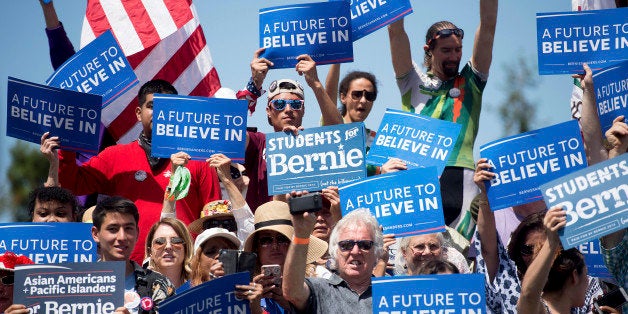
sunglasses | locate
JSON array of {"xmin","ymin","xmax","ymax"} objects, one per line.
[
  {"xmin": 520, "ymin": 244, "xmax": 535, "ymax": 256},
  {"xmin": 410, "ymin": 243, "xmax": 441, "ymax": 253},
  {"xmin": 269, "ymin": 99, "xmax": 304, "ymax": 111},
  {"xmin": 152, "ymin": 236, "xmax": 185, "ymax": 250},
  {"xmin": 350, "ymin": 90, "xmax": 377, "ymax": 102},
  {"xmin": 1, "ymin": 275, "xmax": 14, "ymax": 285},
  {"xmin": 258, "ymin": 235, "xmax": 291, "ymax": 248},
  {"xmin": 338, "ymin": 240, "xmax": 374, "ymax": 252},
  {"xmin": 203, "ymin": 219, "xmax": 237, "ymax": 233},
  {"xmin": 427, "ymin": 28, "xmax": 464, "ymax": 46}
]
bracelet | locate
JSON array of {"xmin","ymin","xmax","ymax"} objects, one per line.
[
  {"xmin": 247, "ymin": 77, "xmax": 262, "ymax": 97},
  {"xmin": 292, "ymin": 236, "xmax": 310, "ymax": 245}
]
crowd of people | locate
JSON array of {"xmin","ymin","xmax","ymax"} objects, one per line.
[{"xmin": 0, "ymin": 0, "xmax": 627, "ymax": 313}]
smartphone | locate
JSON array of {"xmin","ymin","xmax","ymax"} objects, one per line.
[
  {"xmin": 261, "ymin": 264, "xmax": 281, "ymax": 286},
  {"xmin": 594, "ymin": 287, "xmax": 628, "ymax": 313},
  {"xmin": 289, "ymin": 192, "xmax": 323, "ymax": 214},
  {"xmin": 218, "ymin": 249, "xmax": 257, "ymax": 280}
]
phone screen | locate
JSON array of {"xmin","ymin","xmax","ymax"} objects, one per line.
[{"xmin": 596, "ymin": 288, "xmax": 628, "ymax": 309}]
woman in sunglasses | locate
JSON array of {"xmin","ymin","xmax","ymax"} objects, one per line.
[
  {"xmin": 144, "ymin": 218, "xmax": 193, "ymax": 290},
  {"xmin": 473, "ymin": 159, "xmax": 602, "ymax": 313},
  {"xmin": 396, "ymin": 232, "xmax": 470, "ymax": 275}
]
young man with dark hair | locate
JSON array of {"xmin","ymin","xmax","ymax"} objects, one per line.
[
  {"xmin": 41, "ymin": 79, "xmax": 222, "ymax": 263},
  {"xmin": 91, "ymin": 196, "xmax": 174, "ymax": 313},
  {"xmin": 27, "ymin": 186, "xmax": 78, "ymax": 222}
]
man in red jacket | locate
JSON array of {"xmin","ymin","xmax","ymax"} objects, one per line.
[{"xmin": 41, "ymin": 79, "xmax": 222, "ymax": 263}]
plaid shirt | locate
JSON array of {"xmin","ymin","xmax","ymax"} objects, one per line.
[{"xmin": 601, "ymin": 230, "xmax": 628, "ymax": 312}]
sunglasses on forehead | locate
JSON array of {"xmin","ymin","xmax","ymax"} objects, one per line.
[
  {"xmin": 338, "ymin": 240, "xmax": 374, "ymax": 252},
  {"xmin": 269, "ymin": 99, "xmax": 304, "ymax": 111},
  {"xmin": 427, "ymin": 28, "xmax": 464, "ymax": 46},
  {"xmin": 350, "ymin": 90, "xmax": 377, "ymax": 102}
]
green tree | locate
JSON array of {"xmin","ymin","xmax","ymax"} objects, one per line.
[
  {"xmin": 498, "ymin": 55, "xmax": 539, "ymax": 136},
  {"xmin": 6, "ymin": 141, "xmax": 48, "ymax": 222}
]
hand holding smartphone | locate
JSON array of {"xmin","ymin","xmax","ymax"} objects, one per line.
[
  {"xmin": 261, "ymin": 264, "xmax": 281, "ymax": 286},
  {"xmin": 594, "ymin": 287, "xmax": 627, "ymax": 314}
]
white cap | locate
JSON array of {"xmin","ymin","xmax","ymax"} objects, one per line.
[{"xmin": 194, "ymin": 227, "xmax": 240, "ymax": 251}]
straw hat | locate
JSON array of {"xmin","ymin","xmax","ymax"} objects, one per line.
[
  {"xmin": 194, "ymin": 227, "xmax": 241, "ymax": 252},
  {"xmin": 243, "ymin": 201, "xmax": 327, "ymax": 264},
  {"xmin": 188, "ymin": 200, "xmax": 234, "ymax": 234}
]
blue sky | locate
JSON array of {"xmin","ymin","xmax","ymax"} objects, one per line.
[{"xmin": 0, "ymin": 1, "xmax": 574, "ymax": 221}]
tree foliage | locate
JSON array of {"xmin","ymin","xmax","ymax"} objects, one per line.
[
  {"xmin": 498, "ymin": 55, "xmax": 539, "ymax": 136},
  {"xmin": 6, "ymin": 142, "xmax": 47, "ymax": 222}
]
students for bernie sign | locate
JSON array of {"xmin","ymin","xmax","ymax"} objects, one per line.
[
  {"xmin": 13, "ymin": 261, "xmax": 125, "ymax": 314},
  {"xmin": 339, "ymin": 167, "xmax": 445, "ymax": 236},
  {"xmin": 46, "ymin": 30, "xmax": 138, "ymax": 108},
  {"xmin": 536, "ymin": 7, "xmax": 628, "ymax": 75},
  {"xmin": 159, "ymin": 272, "xmax": 250, "ymax": 314},
  {"xmin": 366, "ymin": 108, "xmax": 461, "ymax": 175},
  {"xmin": 259, "ymin": 1, "xmax": 353, "ymax": 69},
  {"xmin": 480, "ymin": 120, "xmax": 587, "ymax": 211},
  {"xmin": 151, "ymin": 94, "xmax": 248, "ymax": 161},
  {"xmin": 372, "ymin": 274, "xmax": 486, "ymax": 314},
  {"xmin": 6, "ymin": 77, "xmax": 102, "ymax": 155},
  {"xmin": 593, "ymin": 61, "xmax": 628, "ymax": 134},
  {"xmin": 330, "ymin": 0, "xmax": 413, "ymax": 41},
  {"xmin": 540, "ymin": 153, "xmax": 628, "ymax": 249},
  {"xmin": 266, "ymin": 122, "xmax": 366, "ymax": 195},
  {"xmin": 0, "ymin": 223, "xmax": 98, "ymax": 264}
]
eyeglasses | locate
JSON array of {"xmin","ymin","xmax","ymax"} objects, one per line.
[
  {"xmin": 520, "ymin": 244, "xmax": 535, "ymax": 256},
  {"xmin": 350, "ymin": 90, "xmax": 377, "ymax": 102},
  {"xmin": 427, "ymin": 28, "xmax": 464, "ymax": 46},
  {"xmin": 269, "ymin": 99, "xmax": 304, "ymax": 111},
  {"xmin": 203, "ymin": 219, "xmax": 237, "ymax": 233},
  {"xmin": 338, "ymin": 240, "xmax": 374, "ymax": 252},
  {"xmin": 1, "ymin": 275, "xmax": 14, "ymax": 285},
  {"xmin": 152, "ymin": 237, "xmax": 185, "ymax": 250},
  {"xmin": 410, "ymin": 243, "xmax": 441, "ymax": 253},
  {"xmin": 258, "ymin": 235, "xmax": 291, "ymax": 248}
]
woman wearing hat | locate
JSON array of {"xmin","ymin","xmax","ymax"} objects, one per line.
[
  {"xmin": 178, "ymin": 227, "xmax": 242, "ymax": 293},
  {"xmin": 243, "ymin": 201, "xmax": 328, "ymax": 314},
  {"xmin": 1, "ymin": 252, "xmax": 35, "ymax": 313}
]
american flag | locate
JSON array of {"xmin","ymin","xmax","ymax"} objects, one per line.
[{"xmin": 80, "ymin": 0, "xmax": 221, "ymax": 144}]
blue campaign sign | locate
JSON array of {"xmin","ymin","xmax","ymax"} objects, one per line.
[
  {"xmin": 366, "ymin": 108, "xmax": 462, "ymax": 175},
  {"xmin": 159, "ymin": 272, "xmax": 250, "ymax": 314},
  {"xmin": 266, "ymin": 122, "xmax": 367, "ymax": 195},
  {"xmin": 330, "ymin": 0, "xmax": 413, "ymax": 41},
  {"xmin": 259, "ymin": 1, "xmax": 353, "ymax": 69},
  {"xmin": 536, "ymin": 7, "xmax": 628, "ymax": 75},
  {"xmin": 6, "ymin": 77, "xmax": 102, "ymax": 155},
  {"xmin": 540, "ymin": 153, "xmax": 628, "ymax": 249},
  {"xmin": 372, "ymin": 274, "xmax": 486, "ymax": 313},
  {"xmin": 151, "ymin": 94, "xmax": 248, "ymax": 161},
  {"xmin": 578, "ymin": 240, "xmax": 613, "ymax": 280},
  {"xmin": 480, "ymin": 120, "xmax": 587, "ymax": 211},
  {"xmin": 46, "ymin": 30, "xmax": 138, "ymax": 108},
  {"xmin": 13, "ymin": 261, "xmax": 125, "ymax": 313},
  {"xmin": 0, "ymin": 223, "xmax": 97, "ymax": 264},
  {"xmin": 339, "ymin": 167, "xmax": 445, "ymax": 236},
  {"xmin": 593, "ymin": 61, "xmax": 628, "ymax": 134}
]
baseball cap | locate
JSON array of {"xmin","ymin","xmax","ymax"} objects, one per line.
[
  {"xmin": 267, "ymin": 79, "xmax": 304, "ymax": 100},
  {"xmin": 194, "ymin": 227, "xmax": 241, "ymax": 252}
]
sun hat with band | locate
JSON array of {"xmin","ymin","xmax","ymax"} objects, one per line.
[
  {"xmin": 267, "ymin": 79, "xmax": 305, "ymax": 100},
  {"xmin": 188, "ymin": 200, "xmax": 234, "ymax": 234},
  {"xmin": 243, "ymin": 201, "xmax": 327, "ymax": 264}
]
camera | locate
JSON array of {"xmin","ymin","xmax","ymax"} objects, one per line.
[{"xmin": 289, "ymin": 192, "xmax": 323, "ymax": 214}]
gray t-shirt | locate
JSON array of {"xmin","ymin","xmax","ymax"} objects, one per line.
[{"xmin": 302, "ymin": 273, "xmax": 372, "ymax": 314}]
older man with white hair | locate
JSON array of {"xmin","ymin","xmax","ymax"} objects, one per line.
[{"xmin": 283, "ymin": 208, "xmax": 383, "ymax": 313}]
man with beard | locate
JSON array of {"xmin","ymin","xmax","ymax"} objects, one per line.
[{"xmin": 387, "ymin": 0, "xmax": 498, "ymax": 237}]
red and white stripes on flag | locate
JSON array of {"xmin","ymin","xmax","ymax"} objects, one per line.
[{"xmin": 80, "ymin": 0, "xmax": 221, "ymax": 144}]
